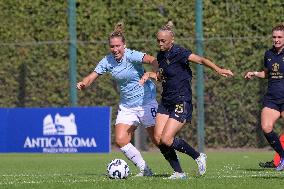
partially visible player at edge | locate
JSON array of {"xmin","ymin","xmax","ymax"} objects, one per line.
[
  {"xmin": 140, "ymin": 21, "xmax": 234, "ymax": 179},
  {"xmin": 77, "ymin": 22, "xmax": 159, "ymax": 176},
  {"xmin": 245, "ymin": 24, "xmax": 284, "ymax": 171}
]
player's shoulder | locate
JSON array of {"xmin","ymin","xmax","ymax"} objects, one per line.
[
  {"xmin": 265, "ymin": 47, "xmax": 276, "ymax": 57},
  {"xmin": 124, "ymin": 48, "xmax": 145, "ymax": 63},
  {"xmin": 171, "ymin": 44, "xmax": 192, "ymax": 58},
  {"xmin": 171, "ymin": 44, "xmax": 192, "ymax": 57},
  {"xmin": 125, "ymin": 48, "xmax": 143, "ymax": 55},
  {"xmin": 172, "ymin": 44, "xmax": 187, "ymax": 52},
  {"xmin": 103, "ymin": 54, "xmax": 115, "ymax": 64}
]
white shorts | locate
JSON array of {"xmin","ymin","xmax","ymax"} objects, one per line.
[{"xmin": 115, "ymin": 99, "xmax": 158, "ymax": 128}]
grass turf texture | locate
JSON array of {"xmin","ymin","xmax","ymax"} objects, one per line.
[{"xmin": 0, "ymin": 151, "xmax": 283, "ymax": 189}]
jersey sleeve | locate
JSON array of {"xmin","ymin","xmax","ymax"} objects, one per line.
[
  {"xmin": 182, "ymin": 48, "xmax": 192, "ymax": 60},
  {"xmin": 94, "ymin": 57, "xmax": 108, "ymax": 75},
  {"xmin": 127, "ymin": 49, "xmax": 146, "ymax": 64},
  {"xmin": 180, "ymin": 47, "xmax": 192, "ymax": 64},
  {"xmin": 263, "ymin": 51, "xmax": 268, "ymax": 68}
]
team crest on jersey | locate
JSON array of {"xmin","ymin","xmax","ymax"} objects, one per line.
[
  {"xmin": 272, "ymin": 63, "xmax": 280, "ymax": 72},
  {"xmin": 175, "ymin": 103, "xmax": 184, "ymax": 114},
  {"xmin": 268, "ymin": 58, "xmax": 271, "ymax": 61}
]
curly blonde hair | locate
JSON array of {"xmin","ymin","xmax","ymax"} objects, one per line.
[
  {"xmin": 109, "ymin": 22, "xmax": 126, "ymax": 43},
  {"xmin": 158, "ymin": 21, "xmax": 175, "ymax": 37}
]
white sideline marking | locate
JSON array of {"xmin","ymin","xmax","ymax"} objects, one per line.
[{"xmin": 0, "ymin": 172, "xmax": 283, "ymax": 185}]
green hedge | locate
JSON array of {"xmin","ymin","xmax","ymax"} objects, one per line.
[{"xmin": 1, "ymin": 0, "xmax": 284, "ymax": 147}]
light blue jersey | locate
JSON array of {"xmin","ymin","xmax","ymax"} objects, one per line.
[{"xmin": 95, "ymin": 48, "xmax": 156, "ymax": 108}]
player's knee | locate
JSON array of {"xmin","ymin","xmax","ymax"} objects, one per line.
[
  {"xmin": 115, "ymin": 136, "xmax": 129, "ymax": 148},
  {"xmin": 160, "ymin": 135, "xmax": 173, "ymax": 147},
  {"xmin": 261, "ymin": 123, "xmax": 273, "ymax": 133},
  {"xmin": 153, "ymin": 132, "xmax": 163, "ymax": 145}
]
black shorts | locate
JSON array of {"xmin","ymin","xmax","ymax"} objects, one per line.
[
  {"xmin": 263, "ymin": 98, "xmax": 284, "ymax": 112},
  {"xmin": 157, "ymin": 101, "xmax": 193, "ymax": 123}
]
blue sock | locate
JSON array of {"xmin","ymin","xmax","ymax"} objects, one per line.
[
  {"xmin": 171, "ymin": 138, "xmax": 200, "ymax": 160},
  {"xmin": 158, "ymin": 144, "xmax": 183, "ymax": 173},
  {"xmin": 264, "ymin": 131, "xmax": 284, "ymax": 158}
]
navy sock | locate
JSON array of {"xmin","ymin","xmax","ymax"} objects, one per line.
[
  {"xmin": 171, "ymin": 138, "xmax": 200, "ymax": 160},
  {"xmin": 158, "ymin": 144, "xmax": 183, "ymax": 173},
  {"xmin": 264, "ymin": 131, "xmax": 284, "ymax": 158}
]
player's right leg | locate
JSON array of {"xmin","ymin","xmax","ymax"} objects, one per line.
[
  {"xmin": 195, "ymin": 153, "xmax": 207, "ymax": 175},
  {"xmin": 262, "ymin": 106, "xmax": 284, "ymax": 171},
  {"xmin": 160, "ymin": 101, "xmax": 207, "ymax": 176},
  {"xmin": 115, "ymin": 124, "xmax": 153, "ymax": 176},
  {"xmin": 115, "ymin": 105, "xmax": 152, "ymax": 176},
  {"xmin": 153, "ymin": 110, "xmax": 185, "ymax": 179}
]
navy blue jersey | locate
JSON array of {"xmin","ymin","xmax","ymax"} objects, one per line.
[
  {"xmin": 157, "ymin": 44, "xmax": 192, "ymax": 105},
  {"xmin": 264, "ymin": 47, "xmax": 284, "ymax": 101}
]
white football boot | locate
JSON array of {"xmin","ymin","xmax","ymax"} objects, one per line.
[
  {"xmin": 135, "ymin": 165, "xmax": 153, "ymax": 177},
  {"xmin": 195, "ymin": 153, "xmax": 207, "ymax": 175},
  {"xmin": 167, "ymin": 172, "xmax": 187, "ymax": 179}
]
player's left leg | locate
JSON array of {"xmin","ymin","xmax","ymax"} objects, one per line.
[
  {"xmin": 276, "ymin": 109, "xmax": 284, "ymax": 171},
  {"xmin": 160, "ymin": 118, "xmax": 206, "ymax": 174}
]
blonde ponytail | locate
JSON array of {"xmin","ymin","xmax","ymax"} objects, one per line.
[
  {"xmin": 109, "ymin": 22, "xmax": 126, "ymax": 43},
  {"xmin": 159, "ymin": 20, "xmax": 175, "ymax": 37}
]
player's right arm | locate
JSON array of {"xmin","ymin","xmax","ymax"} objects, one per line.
[
  {"xmin": 244, "ymin": 68, "xmax": 268, "ymax": 79},
  {"xmin": 77, "ymin": 71, "xmax": 100, "ymax": 90}
]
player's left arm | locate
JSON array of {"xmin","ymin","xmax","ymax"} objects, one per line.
[
  {"xmin": 142, "ymin": 54, "xmax": 159, "ymax": 73},
  {"xmin": 139, "ymin": 71, "xmax": 158, "ymax": 85},
  {"xmin": 188, "ymin": 53, "xmax": 234, "ymax": 77}
]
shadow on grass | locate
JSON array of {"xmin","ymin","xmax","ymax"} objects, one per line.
[
  {"xmin": 74, "ymin": 172, "xmax": 107, "ymax": 176},
  {"xmin": 151, "ymin": 173, "xmax": 171, "ymax": 178},
  {"xmin": 253, "ymin": 176, "xmax": 284, "ymax": 179},
  {"xmin": 79, "ymin": 172, "xmax": 171, "ymax": 178},
  {"xmin": 237, "ymin": 168, "xmax": 274, "ymax": 172},
  {"xmin": 235, "ymin": 168, "xmax": 284, "ymax": 179}
]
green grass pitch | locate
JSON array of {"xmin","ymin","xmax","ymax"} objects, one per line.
[{"xmin": 0, "ymin": 151, "xmax": 283, "ymax": 189}]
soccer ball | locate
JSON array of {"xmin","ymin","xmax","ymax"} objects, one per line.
[{"xmin": 107, "ymin": 159, "xmax": 130, "ymax": 179}]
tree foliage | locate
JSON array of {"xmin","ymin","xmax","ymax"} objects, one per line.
[{"xmin": 1, "ymin": 0, "xmax": 284, "ymax": 147}]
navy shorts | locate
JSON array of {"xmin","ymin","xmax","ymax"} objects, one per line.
[
  {"xmin": 157, "ymin": 101, "xmax": 193, "ymax": 123},
  {"xmin": 263, "ymin": 98, "xmax": 284, "ymax": 112}
]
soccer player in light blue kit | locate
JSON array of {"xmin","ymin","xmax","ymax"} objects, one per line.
[{"xmin": 77, "ymin": 23, "xmax": 159, "ymax": 176}]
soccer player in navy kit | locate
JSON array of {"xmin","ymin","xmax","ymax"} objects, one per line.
[
  {"xmin": 140, "ymin": 21, "xmax": 234, "ymax": 179},
  {"xmin": 245, "ymin": 24, "xmax": 284, "ymax": 171},
  {"xmin": 77, "ymin": 23, "xmax": 159, "ymax": 176}
]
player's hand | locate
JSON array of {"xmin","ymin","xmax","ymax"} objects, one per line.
[
  {"xmin": 244, "ymin": 72, "xmax": 256, "ymax": 79},
  {"xmin": 217, "ymin": 68, "xmax": 234, "ymax": 77},
  {"xmin": 76, "ymin": 82, "xmax": 86, "ymax": 90},
  {"xmin": 139, "ymin": 73, "xmax": 150, "ymax": 85},
  {"xmin": 156, "ymin": 71, "xmax": 161, "ymax": 81}
]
